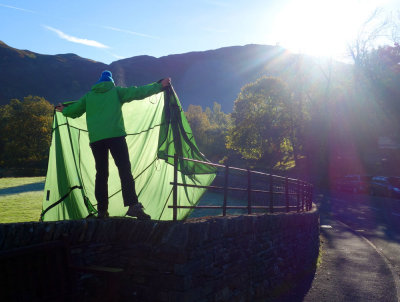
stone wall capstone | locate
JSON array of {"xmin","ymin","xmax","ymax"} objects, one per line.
[{"xmin": 0, "ymin": 206, "xmax": 319, "ymax": 302}]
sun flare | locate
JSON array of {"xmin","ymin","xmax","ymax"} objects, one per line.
[{"xmin": 273, "ymin": 0, "xmax": 390, "ymax": 58}]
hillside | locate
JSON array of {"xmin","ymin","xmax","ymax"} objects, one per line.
[
  {"xmin": 0, "ymin": 41, "xmax": 107, "ymax": 105},
  {"xmin": 0, "ymin": 41, "xmax": 331, "ymax": 111}
]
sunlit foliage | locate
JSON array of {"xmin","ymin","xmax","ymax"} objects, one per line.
[
  {"xmin": 226, "ymin": 76, "xmax": 293, "ymax": 167},
  {"xmin": 185, "ymin": 102, "xmax": 231, "ymax": 162},
  {"xmin": 0, "ymin": 96, "xmax": 53, "ymax": 169}
]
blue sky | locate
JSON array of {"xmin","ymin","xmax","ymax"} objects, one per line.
[{"xmin": 0, "ymin": 0, "xmax": 398, "ymax": 64}]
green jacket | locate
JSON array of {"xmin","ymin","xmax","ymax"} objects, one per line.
[{"xmin": 62, "ymin": 81, "xmax": 163, "ymax": 143}]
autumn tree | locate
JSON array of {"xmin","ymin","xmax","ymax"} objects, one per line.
[
  {"xmin": 0, "ymin": 96, "xmax": 53, "ymax": 169},
  {"xmin": 366, "ymin": 44, "xmax": 400, "ymax": 109},
  {"xmin": 226, "ymin": 76, "xmax": 293, "ymax": 169},
  {"xmin": 205, "ymin": 102, "xmax": 230, "ymax": 129},
  {"xmin": 185, "ymin": 102, "xmax": 230, "ymax": 162},
  {"xmin": 204, "ymin": 102, "xmax": 231, "ymax": 162},
  {"xmin": 185, "ymin": 104, "xmax": 211, "ymax": 152},
  {"xmin": 347, "ymin": 8, "xmax": 391, "ymax": 75},
  {"xmin": 348, "ymin": 9, "xmax": 400, "ymax": 143}
]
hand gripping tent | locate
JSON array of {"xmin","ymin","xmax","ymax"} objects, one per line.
[{"xmin": 41, "ymin": 86, "xmax": 216, "ymax": 221}]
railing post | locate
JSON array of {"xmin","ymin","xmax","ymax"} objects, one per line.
[
  {"xmin": 269, "ymin": 174, "xmax": 273, "ymax": 213},
  {"xmin": 223, "ymin": 165, "xmax": 229, "ymax": 216},
  {"xmin": 301, "ymin": 182, "xmax": 305, "ymax": 211},
  {"xmin": 310, "ymin": 185, "xmax": 314, "ymax": 210},
  {"xmin": 297, "ymin": 179, "xmax": 300, "ymax": 213},
  {"xmin": 247, "ymin": 169, "xmax": 252, "ymax": 214},
  {"xmin": 285, "ymin": 177, "xmax": 289, "ymax": 212},
  {"xmin": 173, "ymin": 154, "xmax": 178, "ymax": 221},
  {"xmin": 308, "ymin": 184, "xmax": 313, "ymax": 210}
]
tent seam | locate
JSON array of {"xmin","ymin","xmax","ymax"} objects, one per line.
[
  {"xmin": 158, "ymin": 187, "xmax": 173, "ymax": 220},
  {"xmin": 40, "ymin": 185, "xmax": 83, "ymax": 220},
  {"xmin": 108, "ymin": 157, "xmax": 158, "ymax": 200}
]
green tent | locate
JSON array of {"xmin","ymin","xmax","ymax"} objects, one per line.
[{"xmin": 41, "ymin": 86, "xmax": 216, "ymax": 221}]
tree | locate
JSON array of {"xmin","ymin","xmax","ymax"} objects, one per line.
[
  {"xmin": 226, "ymin": 76, "xmax": 292, "ymax": 168},
  {"xmin": 348, "ymin": 9, "xmax": 400, "ymax": 137},
  {"xmin": 185, "ymin": 102, "xmax": 231, "ymax": 162},
  {"xmin": 205, "ymin": 102, "xmax": 230, "ymax": 129},
  {"xmin": 204, "ymin": 102, "xmax": 231, "ymax": 162},
  {"xmin": 0, "ymin": 96, "xmax": 53, "ymax": 169},
  {"xmin": 185, "ymin": 104, "xmax": 211, "ymax": 151},
  {"xmin": 283, "ymin": 54, "xmax": 314, "ymax": 169},
  {"xmin": 347, "ymin": 8, "xmax": 391, "ymax": 73},
  {"xmin": 364, "ymin": 43, "xmax": 400, "ymax": 137}
]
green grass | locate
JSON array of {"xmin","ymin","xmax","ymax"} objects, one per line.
[{"xmin": 0, "ymin": 177, "xmax": 45, "ymax": 223}]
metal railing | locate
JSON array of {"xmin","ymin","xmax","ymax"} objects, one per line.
[{"xmin": 168, "ymin": 154, "xmax": 313, "ymax": 220}]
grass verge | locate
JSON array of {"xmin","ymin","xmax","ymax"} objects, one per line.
[{"xmin": 0, "ymin": 177, "xmax": 45, "ymax": 223}]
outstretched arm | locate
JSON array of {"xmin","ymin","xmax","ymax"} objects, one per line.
[
  {"xmin": 118, "ymin": 78, "xmax": 171, "ymax": 104},
  {"xmin": 55, "ymin": 96, "xmax": 87, "ymax": 118}
]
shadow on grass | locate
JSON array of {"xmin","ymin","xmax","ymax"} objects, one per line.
[{"xmin": 0, "ymin": 182, "xmax": 45, "ymax": 196}]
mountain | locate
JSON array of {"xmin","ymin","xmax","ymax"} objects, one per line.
[
  {"xmin": 0, "ymin": 41, "xmax": 309, "ymax": 111},
  {"xmin": 0, "ymin": 41, "xmax": 107, "ymax": 105}
]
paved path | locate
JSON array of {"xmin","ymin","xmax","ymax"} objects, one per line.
[
  {"xmin": 303, "ymin": 218, "xmax": 399, "ymax": 302},
  {"xmin": 274, "ymin": 192, "xmax": 400, "ymax": 302}
]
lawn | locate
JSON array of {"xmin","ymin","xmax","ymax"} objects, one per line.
[
  {"xmin": 0, "ymin": 177, "xmax": 247, "ymax": 222},
  {"xmin": 0, "ymin": 177, "xmax": 45, "ymax": 223}
]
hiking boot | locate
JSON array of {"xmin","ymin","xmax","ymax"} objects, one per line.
[
  {"xmin": 97, "ymin": 210, "xmax": 109, "ymax": 219},
  {"xmin": 126, "ymin": 203, "xmax": 151, "ymax": 220}
]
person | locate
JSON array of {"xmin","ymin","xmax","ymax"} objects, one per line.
[{"xmin": 55, "ymin": 70, "xmax": 171, "ymax": 219}]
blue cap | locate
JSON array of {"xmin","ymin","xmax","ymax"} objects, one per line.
[{"xmin": 96, "ymin": 70, "xmax": 114, "ymax": 84}]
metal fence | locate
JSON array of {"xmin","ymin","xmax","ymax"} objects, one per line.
[{"xmin": 168, "ymin": 154, "xmax": 313, "ymax": 220}]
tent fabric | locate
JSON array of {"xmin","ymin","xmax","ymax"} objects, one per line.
[{"xmin": 41, "ymin": 86, "xmax": 216, "ymax": 221}]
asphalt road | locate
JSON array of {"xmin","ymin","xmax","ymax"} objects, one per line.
[
  {"xmin": 303, "ymin": 191, "xmax": 400, "ymax": 302},
  {"xmin": 322, "ymin": 191, "xmax": 400, "ymax": 279}
]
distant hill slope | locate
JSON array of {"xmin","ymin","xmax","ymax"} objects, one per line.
[
  {"xmin": 0, "ymin": 41, "xmax": 107, "ymax": 105},
  {"xmin": 0, "ymin": 41, "xmax": 324, "ymax": 111}
]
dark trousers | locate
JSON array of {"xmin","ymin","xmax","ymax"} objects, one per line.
[{"xmin": 90, "ymin": 136, "xmax": 138, "ymax": 212}]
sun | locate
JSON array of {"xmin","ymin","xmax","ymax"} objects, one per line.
[{"xmin": 273, "ymin": 0, "xmax": 388, "ymax": 59}]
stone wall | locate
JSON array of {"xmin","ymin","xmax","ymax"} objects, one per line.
[{"xmin": 0, "ymin": 206, "xmax": 319, "ymax": 302}]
